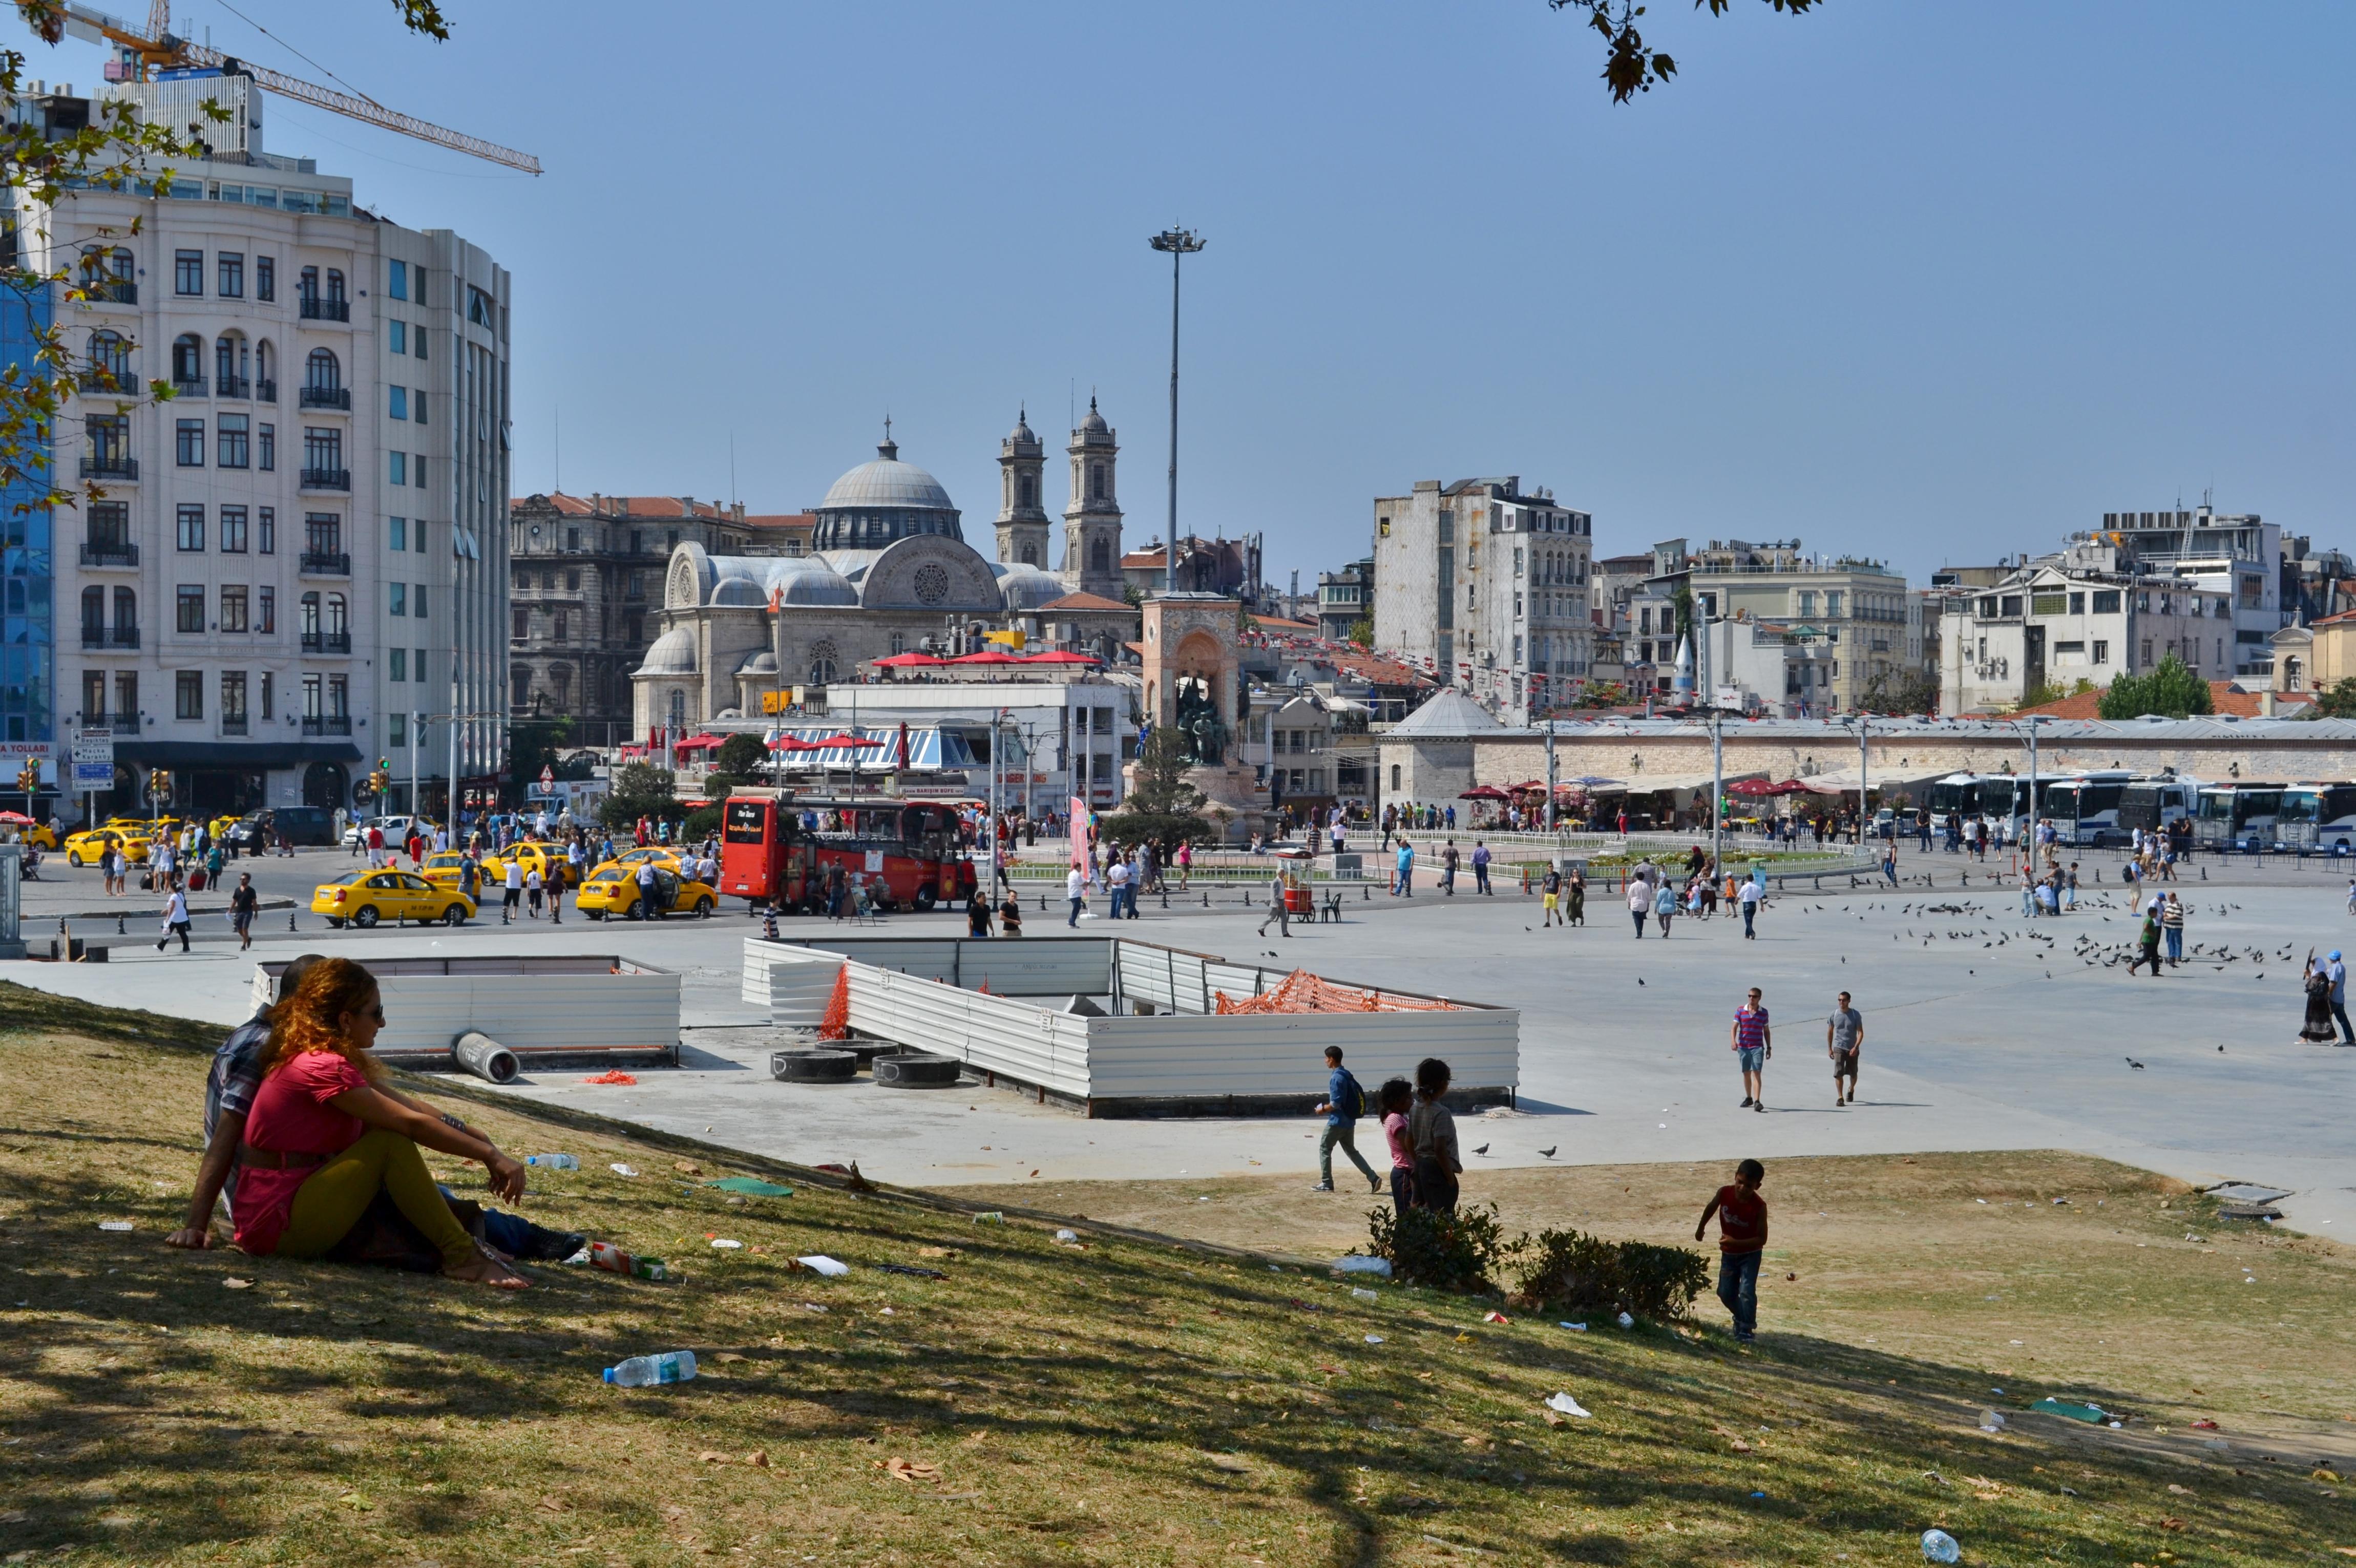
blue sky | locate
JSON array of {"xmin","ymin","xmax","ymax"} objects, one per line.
[{"xmin": 22, "ymin": 2, "xmax": 2355, "ymax": 586}]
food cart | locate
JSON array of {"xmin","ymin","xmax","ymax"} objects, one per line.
[{"xmin": 1275, "ymin": 849, "xmax": 1316, "ymax": 916}]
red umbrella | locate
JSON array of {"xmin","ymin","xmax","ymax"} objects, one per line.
[
  {"xmin": 1726, "ymin": 778, "xmax": 1781, "ymax": 798},
  {"xmin": 1458, "ymin": 786, "xmax": 1510, "ymax": 801},
  {"xmin": 766, "ymin": 735, "xmax": 822, "ymax": 752},
  {"xmin": 0, "ymin": 810, "xmax": 34, "ymax": 825},
  {"xmin": 671, "ymin": 733, "xmax": 726, "ymax": 751},
  {"xmin": 873, "ymin": 652, "xmax": 946, "ymax": 668},
  {"xmin": 950, "ymin": 650, "xmax": 1023, "ymax": 665},
  {"xmin": 1020, "ymin": 649, "xmax": 1101, "ymax": 665},
  {"xmin": 808, "ymin": 733, "xmax": 881, "ymax": 749}
]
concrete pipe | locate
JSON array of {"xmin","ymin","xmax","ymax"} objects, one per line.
[
  {"xmin": 873, "ymin": 1052, "xmax": 961, "ymax": 1089},
  {"xmin": 772, "ymin": 1049, "xmax": 857, "ymax": 1083},
  {"xmin": 453, "ymin": 1030, "xmax": 520, "ymax": 1085}
]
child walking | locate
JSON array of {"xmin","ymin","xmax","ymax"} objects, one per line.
[{"xmin": 1694, "ymin": 1158, "xmax": 1768, "ymax": 1343}]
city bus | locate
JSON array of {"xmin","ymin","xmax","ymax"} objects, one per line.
[
  {"xmin": 719, "ymin": 792, "xmax": 977, "ymax": 913},
  {"xmin": 2191, "ymin": 782, "xmax": 2287, "ymax": 852},
  {"xmin": 2117, "ymin": 776, "xmax": 2200, "ymax": 843},
  {"xmin": 2271, "ymin": 783, "xmax": 2356, "ymax": 852},
  {"xmin": 1927, "ymin": 772, "xmax": 2065, "ymax": 836},
  {"xmin": 2039, "ymin": 770, "xmax": 2137, "ymax": 847}
]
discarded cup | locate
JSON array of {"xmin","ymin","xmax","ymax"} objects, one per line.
[
  {"xmin": 973, "ymin": 1212, "xmax": 1005, "ymax": 1225},
  {"xmin": 795, "ymin": 1255, "xmax": 850, "ymax": 1278},
  {"xmin": 527, "ymin": 1154, "xmax": 579, "ymax": 1170},
  {"xmin": 1351, "ymin": 1287, "xmax": 1380, "ymax": 1304},
  {"xmin": 604, "ymin": 1350, "xmax": 696, "ymax": 1388},
  {"xmin": 1920, "ymin": 1528, "xmax": 1961, "ymax": 1564},
  {"xmin": 1545, "ymin": 1392, "xmax": 1592, "ymax": 1419},
  {"xmin": 97, "ymin": 1220, "xmax": 133, "ymax": 1232},
  {"xmin": 1979, "ymin": 1408, "xmax": 2007, "ymax": 1432},
  {"xmin": 589, "ymin": 1241, "xmax": 668, "ymax": 1281},
  {"xmin": 1483, "ymin": 1311, "xmax": 1510, "ymax": 1324}
]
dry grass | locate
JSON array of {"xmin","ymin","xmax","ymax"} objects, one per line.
[{"xmin": 2, "ymin": 980, "xmax": 2351, "ymax": 1566}]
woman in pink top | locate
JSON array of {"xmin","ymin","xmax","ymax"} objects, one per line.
[
  {"xmin": 1377, "ymin": 1077, "xmax": 1417, "ymax": 1212},
  {"xmin": 234, "ymin": 957, "xmax": 529, "ymax": 1288}
]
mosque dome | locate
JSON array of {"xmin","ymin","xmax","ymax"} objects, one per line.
[
  {"xmin": 811, "ymin": 431, "xmax": 963, "ymax": 552},
  {"xmin": 639, "ymin": 626, "xmax": 698, "ymax": 675},
  {"xmin": 996, "ymin": 563, "xmax": 1067, "ymax": 611}
]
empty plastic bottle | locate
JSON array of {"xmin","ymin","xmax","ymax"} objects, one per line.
[
  {"xmin": 1920, "ymin": 1529, "xmax": 1961, "ymax": 1564},
  {"xmin": 604, "ymin": 1351, "xmax": 696, "ymax": 1387},
  {"xmin": 526, "ymin": 1154, "xmax": 579, "ymax": 1170}
]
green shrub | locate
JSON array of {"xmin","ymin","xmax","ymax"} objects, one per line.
[
  {"xmin": 1363, "ymin": 1202, "xmax": 1514, "ymax": 1294},
  {"xmin": 1510, "ymin": 1226, "xmax": 1709, "ymax": 1321},
  {"xmin": 682, "ymin": 806, "xmax": 723, "ymax": 840}
]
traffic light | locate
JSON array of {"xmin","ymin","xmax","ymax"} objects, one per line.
[
  {"xmin": 16, "ymin": 761, "xmax": 37, "ymax": 795},
  {"xmin": 148, "ymin": 768, "xmax": 171, "ymax": 800}
]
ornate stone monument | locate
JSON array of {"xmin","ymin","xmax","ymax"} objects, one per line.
[{"xmin": 1134, "ymin": 593, "xmax": 1267, "ymax": 845}]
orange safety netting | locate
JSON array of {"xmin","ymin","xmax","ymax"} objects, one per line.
[
  {"xmin": 817, "ymin": 963, "xmax": 852, "ymax": 1041},
  {"xmin": 1213, "ymin": 968, "xmax": 1459, "ymax": 1015}
]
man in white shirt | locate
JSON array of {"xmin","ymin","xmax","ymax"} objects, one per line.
[
  {"xmin": 1738, "ymin": 875, "xmax": 1764, "ymax": 940},
  {"xmin": 156, "ymin": 884, "xmax": 192, "ymax": 952},
  {"xmin": 1066, "ymin": 866, "xmax": 1086, "ymax": 927},
  {"xmin": 635, "ymin": 858, "xmax": 662, "ymax": 922},
  {"xmin": 1106, "ymin": 856, "xmax": 1131, "ymax": 920},
  {"xmin": 502, "ymin": 858, "xmax": 523, "ymax": 924}
]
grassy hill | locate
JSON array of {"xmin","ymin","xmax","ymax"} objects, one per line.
[{"xmin": 0, "ymin": 980, "xmax": 2348, "ymax": 1565}]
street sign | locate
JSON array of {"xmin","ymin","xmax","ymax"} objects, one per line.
[
  {"xmin": 539, "ymin": 764, "xmax": 554, "ymax": 786},
  {"xmin": 70, "ymin": 728, "xmax": 114, "ymax": 793}
]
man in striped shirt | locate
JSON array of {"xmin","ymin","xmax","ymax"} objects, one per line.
[{"xmin": 1731, "ymin": 987, "xmax": 1772, "ymax": 1112}]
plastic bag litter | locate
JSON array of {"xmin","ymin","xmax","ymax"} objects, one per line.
[
  {"xmin": 708, "ymin": 1238, "xmax": 743, "ymax": 1250},
  {"xmin": 2029, "ymin": 1396, "xmax": 2108, "ymax": 1424},
  {"xmin": 1333, "ymin": 1256, "xmax": 1393, "ymax": 1277},
  {"xmin": 1363, "ymin": 1334, "xmax": 1384, "ymax": 1345},
  {"xmin": 1054, "ymin": 1228, "xmax": 1079, "ymax": 1244},
  {"xmin": 97, "ymin": 1221, "xmax": 133, "ymax": 1232},
  {"xmin": 1921, "ymin": 1528, "xmax": 1961, "ymax": 1564},
  {"xmin": 1616, "ymin": 1311, "xmax": 1635, "ymax": 1328},
  {"xmin": 1544, "ymin": 1392, "xmax": 1592, "ymax": 1419},
  {"xmin": 609, "ymin": 1163, "xmax": 639, "ymax": 1177},
  {"xmin": 1351, "ymin": 1287, "xmax": 1380, "ymax": 1303},
  {"xmin": 1558, "ymin": 1322, "xmax": 1588, "ymax": 1332},
  {"xmin": 795, "ymin": 1255, "xmax": 850, "ymax": 1277},
  {"xmin": 707, "ymin": 1177, "xmax": 794, "ymax": 1197}
]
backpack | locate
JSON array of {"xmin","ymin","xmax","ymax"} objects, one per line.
[{"xmin": 1335, "ymin": 1069, "xmax": 1366, "ymax": 1120}]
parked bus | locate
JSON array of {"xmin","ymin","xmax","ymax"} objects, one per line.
[
  {"xmin": 2039, "ymin": 770, "xmax": 2137, "ymax": 847},
  {"xmin": 1928, "ymin": 772, "xmax": 2068, "ymax": 836},
  {"xmin": 2271, "ymin": 783, "xmax": 2356, "ymax": 852},
  {"xmin": 719, "ymin": 792, "xmax": 977, "ymax": 913},
  {"xmin": 2191, "ymin": 783, "xmax": 2287, "ymax": 852},
  {"xmin": 2116, "ymin": 776, "xmax": 2200, "ymax": 843}
]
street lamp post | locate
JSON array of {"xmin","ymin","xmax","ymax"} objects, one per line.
[{"xmin": 1148, "ymin": 227, "xmax": 1205, "ymax": 596}]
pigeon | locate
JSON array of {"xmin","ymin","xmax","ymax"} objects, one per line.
[
  {"xmin": 1472, "ymin": 1142, "xmax": 1491, "ymax": 1156},
  {"xmin": 1637, "ymin": 977, "xmax": 1646, "ymax": 986},
  {"xmin": 1538, "ymin": 1146, "xmax": 1558, "ymax": 1158},
  {"xmin": 2126, "ymin": 1057, "xmax": 2144, "ymax": 1070}
]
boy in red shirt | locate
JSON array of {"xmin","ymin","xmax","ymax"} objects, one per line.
[{"xmin": 1695, "ymin": 1157, "xmax": 1767, "ymax": 1343}]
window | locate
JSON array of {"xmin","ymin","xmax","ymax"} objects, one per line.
[
  {"xmin": 86, "ymin": 328, "xmax": 129, "ymax": 389},
  {"xmin": 219, "ymin": 585, "xmax": 247, "ymax": 632},
  {"xmin": 305, "ymin": 513, "xmax": 341, "ymax": 558},
  {"xmin": 214, "ymin": 333, "xmax": 244, "ymax": 391},
  {"xmin": 86, "ymin": 500, "xmax": 128, "ymax": 552},
  {"xmin": 414, "ymin": 647, "xmax": 426, "ymax": 683},
  {"xmin": 2031, "ymin": 591, "xmax": 2066, "ymax": 617},
  {"xmin": 219, "ymin": 505, "xmax": 247, "ymax": 553},
  {"xmin": 1977, "ymin": 596, "xmax": 1998, "ymax": 618},
  {"xmin": 302, "ymin": 671, "xmax": 321, "ymax": 718},
  {"xmin": 258, "ymin": 506, "xmax": 276, "ymax": 554},
  {"xmin": 1391, "ymin": 763, "xmax": 1401, "ymax": 789},
  {"xmin": 552, "ymin": 611, "xmax": 567, "ymax": 642},
  {"xmin": 2092, "ymin": 589, "xmax": 2120, "ymax": 615},
  {"xmin": 217, "ymin": 252, "xmax": 243, "ymax": 298},
  {"xmin": 176, "ymin": 418, "xmax": 204, "ymax": 467},
  {"xmin": 217, "ymin": 413, "xmax": 248, "ymax": 468},
  {"xmin": 1089, "ymin": 463, "xmax": 1105, "ymax": 500},
  {"xmin": 410, "ymin": 519, "xmax": 425, "ymax": 554},
  {"xmin": 2068, "ymin": 592, "xmax": 2085, "ymax": 615},
  {"xmin": 2000, "ymin": 595, "xmax": 2023, "ymax": 618},
  {"xmin": 389, "ymin": 452, "xmax": 406, "ymax": 485},
  {"xmin": 260, "ymin": 671, "xmax": 272, "ymax": 719},
  {"xmin": 565, "ymin": 568, "xmax": 580, "ymax": 591},
  {"xmin": 1825, "ymin": 591, "xmax": 1843, "ymax": 617},
  {"xmin": 468, "ymin": 284, "xmax": 493, "ymax": 326},
  {"xmin": 221, "ymin": 672, "xmax": 245, "ymax": 727},
  {"xmin": 2140, "ymin": 639, "xmax": 2152, "ymax": 666},
  {"xmin": 81, "ymin": 668, "xmax": 104, "ymax": 720},
  {"xmin": 389, "ymin": 647, "xmax": 406, "ymax": 681},
  {"xmin": 1797, "ymin": 591, "xmax": 1816, "ymax": 617},
  {"xmin": 413, "ymin": 454, "xmax": 425, "ymax": 489},
  {"xmin": 300, "ymin": 591, "xmax": 321, "ymax": 638},
  {"xmin": 414, "ymin": 324, "xmax": 427, "ymax": 361},
  {"xmin": 305, "ymin": 346, "xmax": 341, "ymax": 392},
  {"xmin": 175, "ymin": 586, "xmax": 203, "ymax": 633},
  {"xmin": 175, "ymin": 670, "xmax": 202, "ymax": 719},
  {"xmin": 176, "ymin": 504, "xmax": 204, "ymax": 552},
  {"xmin": 388, "ymin": 259, "xmax": 408, "ymax": 300},
  {"xmin": 389, "ymin": 516, "xmax": 407, "ymax": 552},
  {"xmin": 412, "ymin": 583, "xmax": 426, "ymax": 620},
  {"xmin": 174, "ymin": 250, "xmax": 203, "ymax": 295},
  {"xmin": 512, "ymin": 606, "xmax": 529, "ymax": 641},
  {"xmin": 303, "ymin": 427, "xmax": 343, "ymax": 472},
  {"xmin": 326, "ymin": 594, "xmax": 348, "ymax": 638},
  {"xmin": 412, "ymin": 390, "xmax": 426, "ymax": 426},
  {"xmin": 388, "ymin": 320, "xmax": 406, "ymax": 355},
  {"xmin": 1378, "ymin": 516, "xmax": 1390, "ymax": 538},
  {"xmin": 257, "ymin": 422, "xmax": 275, "ymax": 471},
  {"xmin": 325, "ymin": 268, "xmax": 346, "ymax": 306},
  {"xmin": 328, "ymin": 674, "xmax": 348, "ymax": 719},
  {"xmin": 255, "ymin": 255, "xmax": 274, "ymax": 302},
  {"xmin": 388, "ymin": 712, "xmax": 405, "ymax": 747},
  {"xmin": 257, "ymin": 585, "xmax": 274, "ymax": 633},
  {"xmin": 389, "ymin": 583, "xmax": 407, "ymax": 617},
  {"xmin": 388, "ymin": 386, "xmax": 408, "ymax": 420}
]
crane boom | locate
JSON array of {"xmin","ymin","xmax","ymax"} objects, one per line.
[{"xmin": 54, "ymin": 1, "xmax": 540, "ymax": 174}]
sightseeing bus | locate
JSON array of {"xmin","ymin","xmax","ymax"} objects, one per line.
[
  {"xmin": 2039, "ymin": 770, "xmax": 2137, "ymax": 847},
  {"xmin": 2191, "ymin": 782, "xmax": 2288, "ymax": 852},
  {"xmin": 2116, "ymin": 775, "xmax": 2200, "ymax": 843},
  {"xmin": 2271, "ymin": 782, "xmax": 2356, "ymax": 852},
  {"xmin": 719, "ymin": 792, "xmax": 977, "ymax": 913},
  {"xmin": 1927, "ymin": 772, "xmax": 2066, "ymax": 836}
]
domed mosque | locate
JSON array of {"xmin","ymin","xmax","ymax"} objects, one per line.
[{"xmin": 632, "ymin": 417, "xmax": 1141, "ymax": 735}]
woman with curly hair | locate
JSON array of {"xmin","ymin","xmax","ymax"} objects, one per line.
[{"xmin": 230, "ymin": 957, "xmax": 529, "ymax": 1288}]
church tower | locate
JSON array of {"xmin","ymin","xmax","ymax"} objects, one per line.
[
  {"xmin": 995, "ymin": 407, "xmax": 1050, "ymax": 567},
  {"xmin": 1061, "ymin": 396, "xmax": 1124, "ymax": 599}
]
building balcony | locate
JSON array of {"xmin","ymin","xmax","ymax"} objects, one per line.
[
  {"xmin": 299, "ymin": 468, "xmax": 350, "ymax": 493},
  {"xmin": 81, "ymin": 280, "xmax": 136, "ymax": 306},
  {"xmin": 77, "ymin": 542, "xmax": 137, "ymax": 568},
  {"xmin": 75, "ymin": 370, "xmax": 132, "ymax": 395},
  {"xmin": 80, "ymin": 625, "xmax": 139, "ymax": 649},
  {"xmin": 217, "ymin": 374, "xmax": 249, "ymax": 398},
  {"xmin": 300, "ymin": 630, "xmax": 352, "ymax": 653},
  {"xmin": 298, "ymin": 298, "xmax": 350, "ymax": 322},
  {"xmin": 256, "ymin": 378, "xmax": 277, "ymax": 402},
  {"xmin": 96, "ymin": 713, "xmax": 139, "ymax": 735},
  {"xmin": 220, "ymin": 714, "xmax": 248, "ymax": 736},
  {"xmin": 299, "ymin": 385, "xmax": 350, "ymax": 411},
  {"xmin": 301, "ymin": 714, "xmax": 353, "ymax": 736},
  {"xmin": 299, "ymin": 550, "xmax": 350, "ymax": 576},
  {"xmin": 78, "ymin": 454, "xmax": 137, "ymax": 481}
]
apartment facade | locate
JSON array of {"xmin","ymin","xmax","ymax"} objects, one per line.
[
  {"xmin": 508, "ymin": 492, "xmax": 812, "ymax": 747},
  {"xmin": 2094, "ymin": 505, "xmax": 2280, "ymax": 675},
  {"xmin": 24, "ymin": 77, "xmax": 508, "ymax": 820},
  {"xmin": 1371, "ymin": 476, "xmax": 1594, "ymax": 725},
  {"xmin": 1642, "ymin": 539, "xmax": 1918, "ymax": 715},
  {"xmin": 1937, "ymin": 544, "xmax": 2228, "ymax": 714},
  {"xmin": 1315, "ymin": 556, "xmax": 1371, "ymax": 642}
]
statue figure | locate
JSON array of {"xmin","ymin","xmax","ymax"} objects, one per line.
[{"xmin": 1173, "ymin": 674, "xmax": 1228, "ymax": 767}]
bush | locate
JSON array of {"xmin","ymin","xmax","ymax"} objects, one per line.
[
  {"xmin": 1364, "ymin": 1201, "xmax": 1514, "ymax": 1294},
  {"xmin": 716, "ymin": 732, "xmax": 768, "ymax": 776},
  {"xmin": 1510, "ymin": 1226, "xmax": 1709, "ymax": 1322},
  {"xmin": 683, "ymin": 806, "xmax": 723, "ymax": 841}
]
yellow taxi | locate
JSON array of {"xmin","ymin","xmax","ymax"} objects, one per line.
[
  {"xmin": 64, "ymin": 825, "xmax": 150, "ymax": 866},
  {"xmin": 311, "ymin": 868, "xmax": 477, "ymax": 929},
  {"xmin": 18, "ymin": 820, "xmax": 57, "ymax": 849},
  {"xmin": 99, "ymin": 815, "xmax": 150, "ymax": 833},
  {"xmin": 586, "ymin": 843, "xmax": 685, "ymax": 882},
  {"xmin": 574, "ymin": 862, "xmax": 718, "ymax": 920},
  {"xmin": 418, "ymin": 849, "xmax": 475, "ymax": 890},
  {"xmin": 481, "ymin": 840, "xmax": 580, "ymax": 890}
]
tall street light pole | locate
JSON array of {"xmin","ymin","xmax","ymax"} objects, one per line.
[{"xmin": 1149, "ymin": 227, "xmax": 1205, "ymax": 597}]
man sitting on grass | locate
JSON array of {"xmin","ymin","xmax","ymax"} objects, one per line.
[{"xmin": 168, "ymin": 952, "xmax": 585, "ymax": 1267}]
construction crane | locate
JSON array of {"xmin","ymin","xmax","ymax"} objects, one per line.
[{"xmin": 53, "ymin": 0, "xmax": 540, "ymax": 174}]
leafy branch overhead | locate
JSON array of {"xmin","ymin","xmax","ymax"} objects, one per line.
[{"xmin": 1550, "ymin": 0, "xmax": 1825, "ymax": 103}]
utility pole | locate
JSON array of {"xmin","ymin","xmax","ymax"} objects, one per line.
[
  {"xmin": 1544, "ymin": 724, "xmax": 1557, "ymax": 833},
  {"xmin": 1148, "ymin": 226, "xmax": 1205, "ymax": 595},
  {"xmin": 1711, "ymin": 705, "xmax": 1724, "ymax": 873}
]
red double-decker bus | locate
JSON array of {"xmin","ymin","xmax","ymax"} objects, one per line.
[{"xmin": 720, "ymin": 792, "xmax": 977, "ymax": 913}]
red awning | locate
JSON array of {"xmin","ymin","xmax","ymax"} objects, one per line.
[
  {"xmin": 949, "ymin": 650, "xmax": 1023, "ymax": 665},
  {"xmin": 766, "ymin": 735, "xmax": 822, "ymax": 752},
  {"xmin": 873, "ymin": 652, "xmax": 947, "ymax": 668},
  {"xmin": 807, "ymin": 733, "xmax": 881, "ymax": 749},
  {"xmin": 671, "ymin": 733, "xmax": 726, "ymax": 751},
  {"xmin": 1020, "ymin": 650, "xmax": 1102, "ymax": 665},
  {"xmin": 1458, "ymin": 786, "xmax": 1510, "ymax": 801}
]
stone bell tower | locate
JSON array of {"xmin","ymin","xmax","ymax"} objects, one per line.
[
  {"xmin": 995, "ymin": 407, "xmax": 1049, "ymax": 568},
  {"xmin": 1061, "ymin": 396, "xmax": 1124, "ymax": 600}
]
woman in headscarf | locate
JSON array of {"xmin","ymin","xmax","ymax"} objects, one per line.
[
  {"xmin": 230, "ymin": 957, "xmax": 529, "ymax": 1288},
  {"xmin": 2300, "ymin": 951, "xmax": 2339, "ymax": 1044}
]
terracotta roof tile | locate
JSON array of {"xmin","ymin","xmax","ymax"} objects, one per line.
[
  {"xmin": 2012, "ymin": 679, "xmax": 2315, "ymax": 720},
  {"xmin": 1040, "ymin": 591, "xmax": 1135, "ymax": 612}
]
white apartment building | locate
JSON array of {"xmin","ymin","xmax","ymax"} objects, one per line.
[
  {"xmin": 2094, "ymin": 505, "xmax": 2281, "ymax": 675},
  {"xmin": 20, "ymin": 75, "xmax": 509, "ymax": 822},
  {"xmin": 1371, "ymin": 476, "xmax": 1594, "ymax": 725},
  {"xmin": 1938, "ymin": 543, "xmax": 2228, "ymax": 714}
]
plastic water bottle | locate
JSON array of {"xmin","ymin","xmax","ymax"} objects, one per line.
[
  {"xmin": 604, "ymin": 1350, "xmax": 696, "ymax": 1387},
  {"xmin": 526, "ymin": 1154, "xmax": 579, "ymax": 1170},
  {"xmin": 1920, "ymin": 1529, "xmax": 1961, "ymax": 1564}
]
